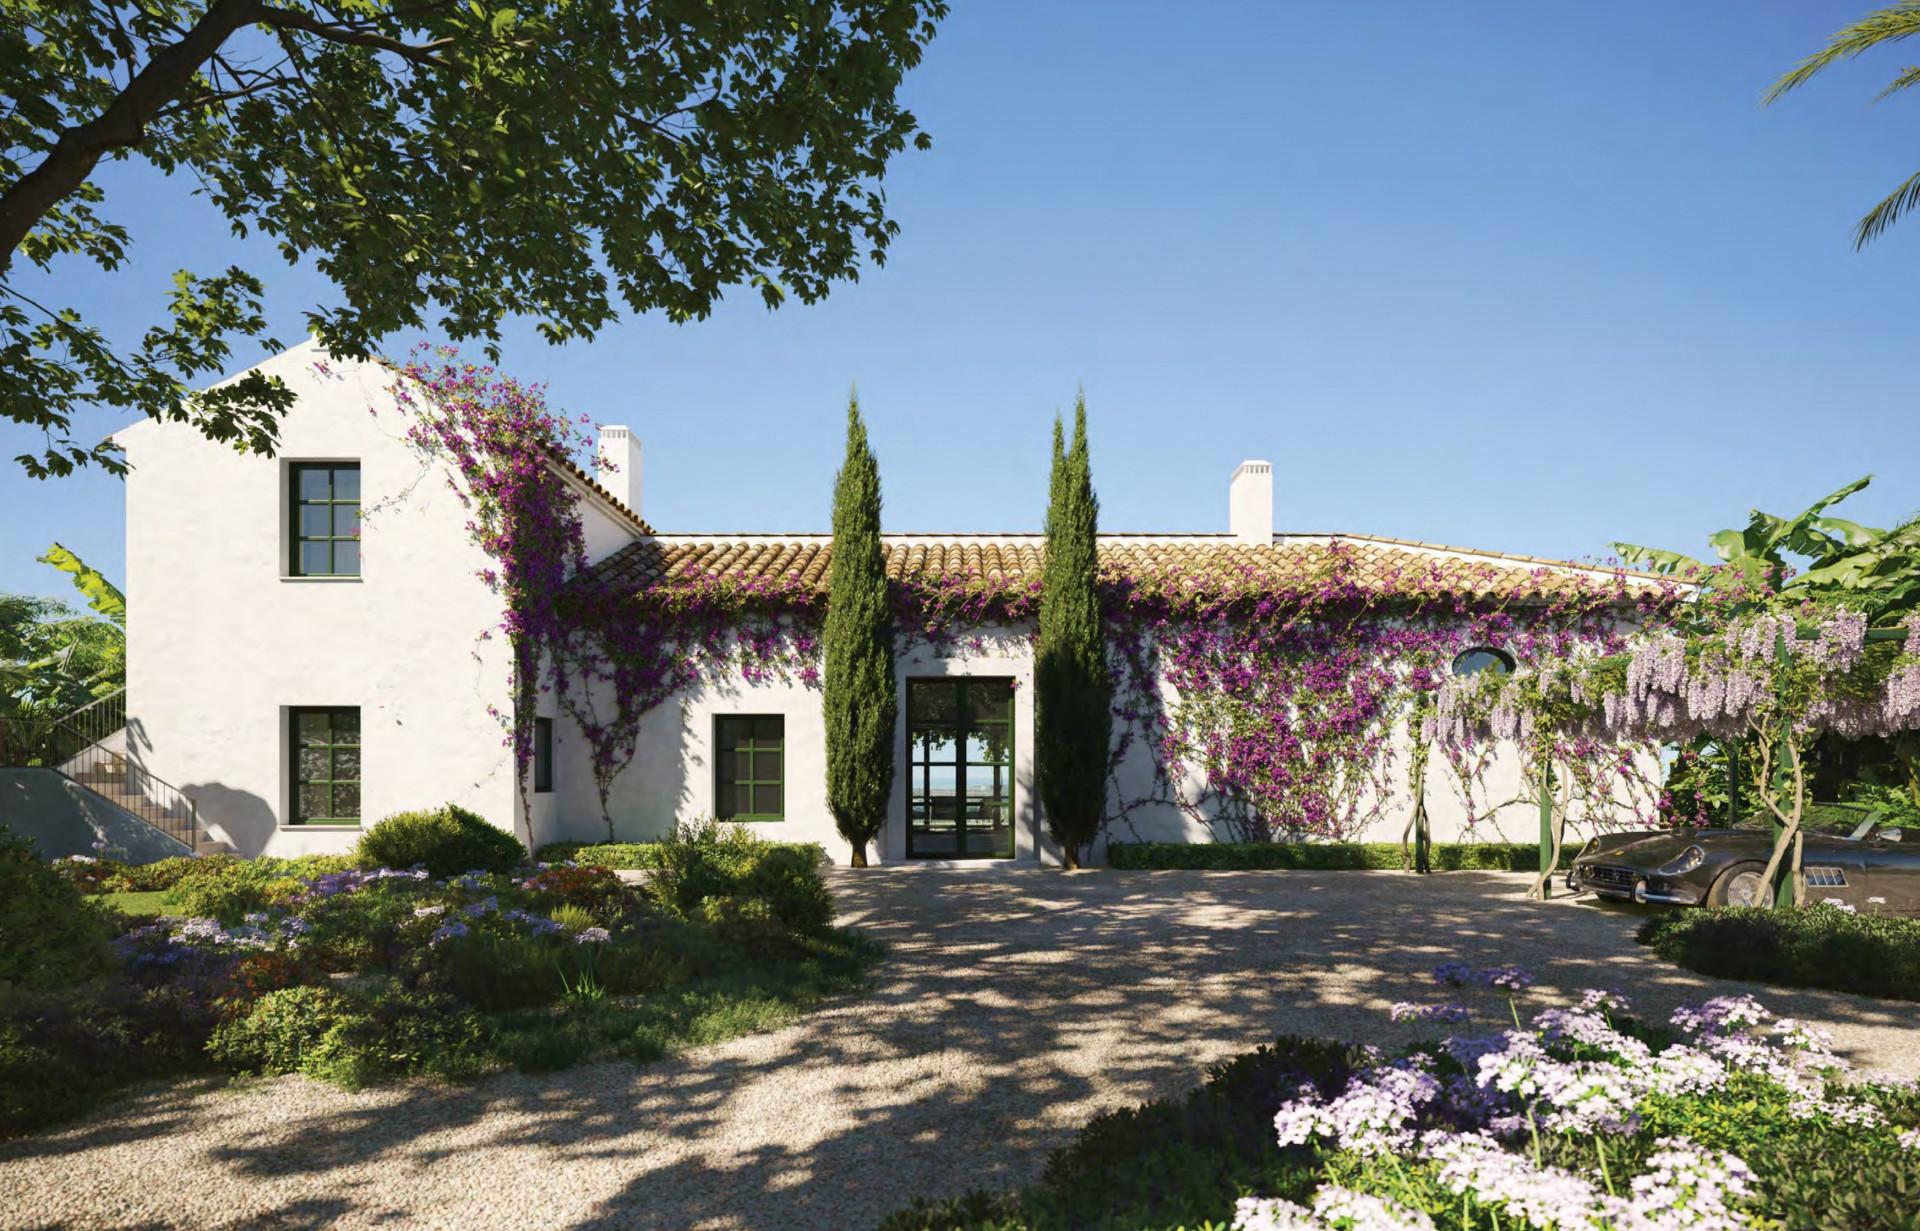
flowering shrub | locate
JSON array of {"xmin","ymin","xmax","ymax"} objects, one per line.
[
  {"xmin": 880, "ymin": 970, "xmax": 1920, "ymax": 1231},
  {"xmin": 1638, "ymin": 903, "xmax": 1920, "ymax": 1002},
  {"xmin": 5, "ymin": 837, "xmax": 867, "ymax": 1136}
]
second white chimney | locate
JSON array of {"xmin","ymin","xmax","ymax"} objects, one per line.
[
  {"xmin": 596, "ymin": 425, "xmax": 643, "ymax": 518},
  {"xmin": 1229, "ymin": 460, "xmax": 1273, "ymax": 544}
]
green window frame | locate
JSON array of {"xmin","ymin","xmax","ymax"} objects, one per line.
[
  {"xmin": 906, "ymin": 678, "xmax": 1016, "ymax": 860},
  {"xmin": 291, "ymin": 707, "xmax": 361, "ymax": 825},
  {"xmin": 290, "ymin": 463, "xmax": 361, "ymax": 576},
  {"xmin": 715, "ymin": 715, "xmax": 784, "ymax": 821}
]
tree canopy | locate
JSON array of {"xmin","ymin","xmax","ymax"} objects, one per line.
[{"xmin": 1, "ymin": 0, "xmax": 947, "ymax": 476}]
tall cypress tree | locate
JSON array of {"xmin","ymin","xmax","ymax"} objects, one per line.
[
  {"xmin": 1036, "ymin": 395, "xmax": 1112, "ymax": 868},
  {"xmin": 822, "ymin": 397, "xmax": 895, "ymax": 867}
]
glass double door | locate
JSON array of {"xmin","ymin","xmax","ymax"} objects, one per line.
[{"xmin": 906, "ymin": 678, "xmax": 1015, "ymax": 859}]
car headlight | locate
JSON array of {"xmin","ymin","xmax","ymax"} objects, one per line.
[{"xmin": 1656, "ymin": 845, "xmax": 1705, "ymax": 876}]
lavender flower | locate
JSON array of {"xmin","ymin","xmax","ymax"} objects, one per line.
[{"xmin": 572, "ymin": 926, "xmax": 611, "ymax": 945}]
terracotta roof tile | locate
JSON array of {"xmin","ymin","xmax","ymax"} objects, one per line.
[{"xmin": 587, "ymin": 533, "xmax": 1674, "ymax": 604}]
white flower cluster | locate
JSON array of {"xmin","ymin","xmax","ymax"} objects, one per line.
[
  {"xmin": 1244, "ymin": 988, "xmax": 1909, "ymax": 1230},
  {"xmin": 1234, "ymin": 1186, "xmax": 1435, "ymax": 1231}
]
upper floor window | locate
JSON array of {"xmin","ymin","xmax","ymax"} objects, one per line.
[
  {"xmin": 1451, "ymin": 647, "xmax": 1516, "ymax": 676},
  {"xmin": 291, "ymin": 463, "xmax": 360, "ymax": 576}
]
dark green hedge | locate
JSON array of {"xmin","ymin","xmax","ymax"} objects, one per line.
[
  {"xmin": 535, "ymin": 839, "xmax": 826, "ymax": 871},
  {"xmin": 1638, "ymin": 904, "xmax": 1920, "ymax": 1002},
  {"xmin": 1105, "ymin": 841, "xmax": 1541, "ymax": 872}
]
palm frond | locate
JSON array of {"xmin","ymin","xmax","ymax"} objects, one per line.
[
  {"xmin": 1874, "ymin": 63, "xmax": 1920, "ymax": 99},
  {"xmin": 1766, "ymin": 1, "xmax": 1920, "ymax": 102},
  {"xmin": 1854, "ymin": 167, "xmax": 1920, "ymax": 247}
]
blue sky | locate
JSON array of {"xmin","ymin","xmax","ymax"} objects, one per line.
[{"xmin": 4, "ymin": 0, "xmax": 1917, "ymax": 601}]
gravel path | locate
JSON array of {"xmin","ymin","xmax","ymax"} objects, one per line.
[{"xmin": 4, "ymin": 869, "xmax": 1916, "ymax": 1231}]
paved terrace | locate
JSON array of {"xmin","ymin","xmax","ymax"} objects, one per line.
[{"xmin": 3, "ymin": 869, "xmax": 1914, "ymax": 1231}]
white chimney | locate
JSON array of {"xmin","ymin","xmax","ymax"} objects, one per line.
[
  {"xmin": 1229, "ymin": 460, "xmax": 1273, "ymax": 544},
  {"xmin": 596, "ymin": 425, "xmax": 642, "ymax": 518}
]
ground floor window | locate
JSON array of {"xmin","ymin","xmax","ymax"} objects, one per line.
[
  {"xmin": 291, "ymin": 706, "xmax": 361, "ymax": 825},
  {"xmin": 906, "ymin": 677, "xmax": 1015, "ymax": 859},
  {"xmin": 716, "ymin": 715, "xmax": 784, "ymax": 821}
]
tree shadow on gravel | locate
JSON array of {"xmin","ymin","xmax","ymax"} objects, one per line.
[{"xmin": 3, "ymin": 869, "xmax": 1913, "ymax": 1231}]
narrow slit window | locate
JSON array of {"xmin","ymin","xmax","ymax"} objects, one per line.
[{"xmin": 533, "ymin": 717, "xmax": 554, "ymax": 794}]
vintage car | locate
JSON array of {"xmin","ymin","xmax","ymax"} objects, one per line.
[{"xmin": 1565, "ymin": 804, "xmax": 1919, "ymax": 913}]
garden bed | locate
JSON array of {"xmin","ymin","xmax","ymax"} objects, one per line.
[
  {"xmin": 1638, "ymin": 903, "xmax": 1920, "ymax": 1002},
  {"xmin": 535, "ymin": 838, "xmax": 826, "ymax": 870},
  {"xmin": 1107, "ymin": 841, "xmax": 1541, "ymax": 872},
  {"xmin": 3, "ymin": 816, "xmax": 877, "ymax": 1137},
  {"xmin": 879, "ymin": 966, "xmax": 1920, "ymax": 1231}
]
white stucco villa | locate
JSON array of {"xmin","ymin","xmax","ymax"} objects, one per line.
[{"xmin": 103, "ymin": 344, "xmax": 1666, "ymax": 865}]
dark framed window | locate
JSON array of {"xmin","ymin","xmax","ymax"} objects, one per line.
[
  {"xmin": 291, "ymin": 707, "xmax": 361, "ymax": 825},
  {"xmin": 715, "ymin": 716, "xmax": 784, "ymax": 821},
  {"xmin": 290, "ymin": 463, "xmax": 361, "ymax": 576},
  {"xmin": 533, "ymin": 717, "xmax": 554, "ymax": 794},
  {"xmin": 1452, "ymin": 647, "xmax": 1516, "ymax": 677}
]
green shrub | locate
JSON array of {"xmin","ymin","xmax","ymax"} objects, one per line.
[
  {"xmin": 0, "ymin": 829, "xmax": 116, "ymax": 990},
  {"xmin": 356, "ymin": 803, "xmax": 524, "ymax": 877},
  {"xmin": 1638, "ymin": 904, "xmax": 1920, "ymax": 1001},
  {"xmin": 209, "ymin": 984, "xmax": 490, "ymax": 1087},
  {"xmin": 538, "ymin": 836, "xmax": 827, "ymax": 871},
  {"xmin": 163, "ymin": 865, "xmax": 274, "ymax": 923},
  {"xmin": 1105, "ymin": 841, "xmax": 1541, "ymax": 872},
  {"xmin": 0, "ymin": 981, "xmax": 212, "ymax": 1136},
  {"xmin": 647, "ymin": 820, "xmax": 834, "ymax": 933},
  {"xmin": 698, "ymin": 895, "xmax": 797, "ymax": 956}
]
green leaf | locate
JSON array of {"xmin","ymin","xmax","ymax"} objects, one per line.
[
  {"xmin": 37, "ymin": 542, "xmax": 126, "ymax": 625},
  {"xmin": 1609, "ymin": 542, "xmax": 1706, "ymax": 576}
]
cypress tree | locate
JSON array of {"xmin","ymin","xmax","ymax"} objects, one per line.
[
  {"xmin": 1036, "ymin": 395, "xmax": 1112, "ymax": 869},
  {"xmin": 822, "ymin": 397, "xmax": 895, "ymax": 867}
]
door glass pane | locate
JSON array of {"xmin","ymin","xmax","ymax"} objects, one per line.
[
  {"xmin": 920, "ymin": 728, "xmax": 957, "ymax": 763},
  {"xmin": 331, "ymin": 467, "xmax": 360, "ymax": 499},
  {"xmin": 909, "ymin": 682, "xmax": 959, "ymax": 724},
  {"xmin": 968, "ymin": 681, "xmax": 1012, "ymax": 722},
  {"xmin": 928, "ymin": 763, "xmax": 957, "ymax": 795}
]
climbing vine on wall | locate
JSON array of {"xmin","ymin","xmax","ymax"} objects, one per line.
[{"xmin": 376, "ymin": 350, "xmax": 1697, "ymax": 849}]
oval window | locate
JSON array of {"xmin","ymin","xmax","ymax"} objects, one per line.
[{"xmin": 1451, "ymin": 647, "xmax": 1516, "ymax": 676}]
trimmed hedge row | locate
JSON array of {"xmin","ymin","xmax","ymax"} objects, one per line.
[
  {"xmin": 1637, "ymin": 904, "xmax": 1920, "ymax": 1002},
  {"xmin": 1105, "ymin": 841, "xmax": 1541, "ymax": 872},
  {"xmin": 535, "ymin": 839, "xmax": 826, "ymax": 871}
]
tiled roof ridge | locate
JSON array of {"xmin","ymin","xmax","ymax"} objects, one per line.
[{"xmin": 632, "ymin": 529, "xmax": 1671, "ymax": 583}]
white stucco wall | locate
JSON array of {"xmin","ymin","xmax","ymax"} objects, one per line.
[{"xmin": 122, "ymin": 343, "xmax": 630, "ymax": 856}]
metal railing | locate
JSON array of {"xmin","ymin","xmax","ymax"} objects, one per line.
[{"xmin": 0, "ymin": 690, "xmax": 204, "ymax": 851}]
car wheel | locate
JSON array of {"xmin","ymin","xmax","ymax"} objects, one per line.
[{"xmin": 1708, "ymin": 863, "xmax": 1768, "ymax": 908}]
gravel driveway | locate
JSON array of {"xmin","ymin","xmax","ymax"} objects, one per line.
[{"xmin": 4, "ymin": 869, "xmax": 1916, "ymax": 1231}]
